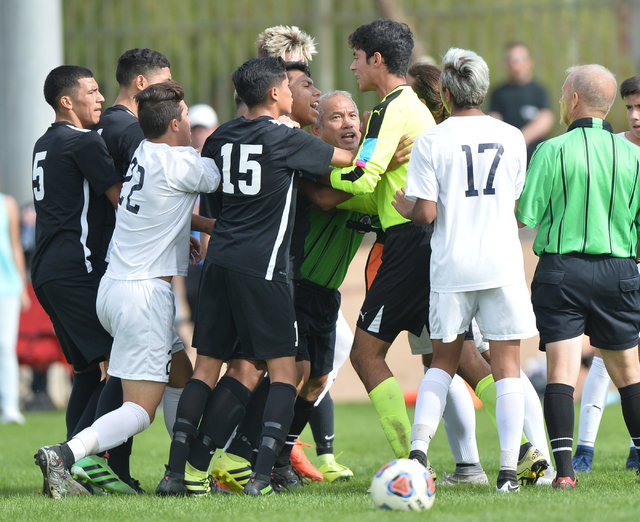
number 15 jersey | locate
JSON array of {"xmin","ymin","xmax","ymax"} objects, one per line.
[
  {"xmin": 202, "ymin": 116, "xmax": 334, "ymax": 282},
  {"xmin": 405, "ymin": 115, "xmax": 527, "ymax": 292}
]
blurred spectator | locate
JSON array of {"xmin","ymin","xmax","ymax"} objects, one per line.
[
  {"xmin": 0, "ymin": 191, "xmax": 29, "ymax": 423},
  {"xmin": 188, "ymin": 104, "xmax": 218, "ymax": 151},
  {"xmin": 489, "ymin": 42, "xmax": 554, "ymax": 162}
]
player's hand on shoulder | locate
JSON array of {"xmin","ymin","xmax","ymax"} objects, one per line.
[
  {"xmin": 278, "ymin": 115, "xmax": 300, "ymax": 128},
  {"xmin": 391, "ymin": 187, "xmax": 414, "ymax": 220},
  {"xmin": 388, "ymin": 134, "xmax": 414, "ymax": 171}
]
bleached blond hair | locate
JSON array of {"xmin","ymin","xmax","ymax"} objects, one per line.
[{"xmin": 257, "ymin": 25, "xmax": 317, "ymax": 63}]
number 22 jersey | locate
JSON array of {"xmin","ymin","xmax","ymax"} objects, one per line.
[
  {"xmin": 406, "ymin": 115, "xmax": 527, "ymax": 292},
  {"xmin": 202, "ymin": 116, "xmax": 334, "ymax": 282}
]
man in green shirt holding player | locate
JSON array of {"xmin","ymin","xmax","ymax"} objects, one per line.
[
  {"xmin": 326, "ymin": 19, "xmax": 436, "ymax": 461},
  {"xmin": 516, "ymin": 64, "xmax": 640, "ymax": 488}
]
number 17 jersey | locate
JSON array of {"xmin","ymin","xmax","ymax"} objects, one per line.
[
  {"xmin": 405, "ymin": 115, "xmax": 527, "ymax": 292},
  {"xmin": 202, "ymin": 116, "xmax": 334, "ymax": 282}
]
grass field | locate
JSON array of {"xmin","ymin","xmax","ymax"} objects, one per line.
[{"xmin": 1, "ymin": 400, "xmax": 639, "ymax": 521}]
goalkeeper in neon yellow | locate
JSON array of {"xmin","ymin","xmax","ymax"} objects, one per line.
[{"xmin": 327, "ymin": 19, "xmax": 435, "ymax": 461}]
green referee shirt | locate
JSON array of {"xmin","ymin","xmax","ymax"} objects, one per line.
[
  {"xmin": 516, "ymin": 118, "xmax": 640, "ymax": 258},
  {"xmin": 329, "ymin": 85, "xmax": 435, "ymax": 231},
  {"xmin": 300, "ymin": 208, "xmax": 371, "ymax": 289}
]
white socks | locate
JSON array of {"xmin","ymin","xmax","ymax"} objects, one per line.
[
  {"xmin": 162, "ymin": 386, "xmax": 183, "ymax": 437},
  {"xmin": 521, "ymin": 369, "xmax": 551, "ymax": 462},
  {"xmin": 443, "ymin": 374, "xmax": 480, "ymax": 464},
  {"xmin": 495, "ymin": 377, "xmax": 523, "ymax": 471},
  {"xmin": 68, "ymin": 401, "xmax": 150, "ymax": 461},
  {"xmin": 411, "ymin": 368, "xmax": 452, "ymax": 454},
  {"xmin": 577, "ymin": 356, "xmax": 610, "ymax": 447}
]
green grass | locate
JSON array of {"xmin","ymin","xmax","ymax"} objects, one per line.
[{"xmin": 1, "ymin": 401, "xmax": 639, "ymax": 521}]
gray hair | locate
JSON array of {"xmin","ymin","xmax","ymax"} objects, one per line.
[
  {"xmin": 566, "ymin": 64, "xmax": 617, "ymax": 116},
  {"xmin": 316, "ymin": 90, "xmax": 359, "ymax": 127},
  {"xmin": 440, "ymin": 47, "xmax": 490, "ymax": 107}
]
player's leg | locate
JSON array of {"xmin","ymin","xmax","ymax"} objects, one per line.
[
  {"xmin": 163, "ymin": 336, "xmax": 193, "ymax": 437},
  {"xmin": 544, "ymin": 336, "xmax": 583, "ymax": 487},
  {"xmin": 599, "ymin": 347, "xmax": 640, "ymax": 477},
  {"xmin": 0, "ymin": 294, "xmax": 24, "ymax": 424},
  {"xmin": 245, "ymin": 355, "xmax": 298, "ymax": 496},
  {"xmin": 440, "ymin": 373, "xmax": 487, "ymax": 485},
  {"xmin": 573, "ymin": 346, "xmax": 610, "ymax": 472},
  {"xmin": 356, "ymin": 223, "xmax": 431, "ymax": 459},
  {"xmin": 36, "ymin": 379, "xmax": 162, "ymax": 499},
  {"xmin": 351, "ymin": 329, "xmax": 409, "ymax": 456},
  {"xmin": 409, "ymin": 335, "xmax": 464, "ymax": 467},
  {"xmin": 183, "ymin": 358, "xmax": 259, "ymax": 495}
]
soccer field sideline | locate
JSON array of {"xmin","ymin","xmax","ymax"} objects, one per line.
[{"xmin": 2, "ymin": 402, "xmax": 639, "ymax": 521}]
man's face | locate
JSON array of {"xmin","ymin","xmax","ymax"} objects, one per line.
[
  {"xmin": 350, "ymin": 48, "xmax": 375, "ymax": 92},
  {"xmin": 176, "ymin": 100, "xmax": 192, "ymax": 146},
  {"xmin": 142, "ymin": 67, "xmax": 172, "ymax": 87},
  {"xmin": 287, "ymin": 69, "xmax": 320, "ymax": 126},
  {"xmin": 71, "ymin": 76, "xmax": 105, "ymax": 128},
  {"xmin": 312, "ymin": 94, "xmax": 361, "ymax": 152},
  {"xmin": 625, "ymin": 93, "xmax": 640, "ymax": 143},
  {"xmin": 275, "ymin": 75, "xmax": 294, "ymax": 116},
  {"xmin": 506, "ymin": 45, "xmax": 533, "ymax": 85}
]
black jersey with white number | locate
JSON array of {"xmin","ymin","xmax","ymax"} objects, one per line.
[
  {"xmin": 93, "ymin": 105, "xmax": 145, "ymax": 179},
  {"xmin": 202, "ymin": 116, "xmax": 333, "ymax": 282},
  {"xmin": 31, "ymin": 122, "xmax": 121, "ymax": 288}
]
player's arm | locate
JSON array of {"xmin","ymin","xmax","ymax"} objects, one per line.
[
  {"xmin": 105, "ymin": 182, "xmax": 123, "ymax": 208},
  {"xmin": 298, "ymin": 178, "xmax": 352, "ymax": 211},
  {"xmin": 191, "ymin": 214, "xmax": 215, "ymax": 235},
  {"xmin": 330, "ymin": 147, "xmax": 356, "ymax": 168},
  {"xmin": 75, "ymin": 132, "xmax": 122, "ymax": 208},
  {"xmin": 392, "ymin": 188, "xmax": 436, "ymax": 224}
]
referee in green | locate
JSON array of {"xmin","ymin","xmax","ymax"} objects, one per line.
[{"xmin": 517, "ymin": 64, "xmax": 640, "ymax": 489}]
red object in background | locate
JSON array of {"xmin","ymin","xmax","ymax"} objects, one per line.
[
  {"xmin": 16, "ymin": 283, "xmax": 68, "ymax": 372},
  {"xmin": 404, "ymin": 381, "xmax": 483, "ymax": 409}
]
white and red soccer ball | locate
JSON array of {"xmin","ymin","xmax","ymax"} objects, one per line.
[{"xmin": 370, "ymin": 458, "xmax": 436, "ymax": 511}]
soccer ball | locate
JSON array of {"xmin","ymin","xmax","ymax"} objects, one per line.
[{"xmin": 370, "ymin": 458, "xmax": 436, "ymax": 511}]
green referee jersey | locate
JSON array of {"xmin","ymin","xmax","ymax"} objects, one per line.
[
  {"xmin": 300, "ymin": 208, "xmax": 373, "ymax": 289},
  {"xmin": 516, "ymin": 118, "xmax": 640, "ymax": 257},
  {"xmin": 329, "ymin": 85, "xmax": 435, "ymax": 231}
]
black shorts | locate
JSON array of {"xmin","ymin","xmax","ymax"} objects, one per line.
[
  {"xmin": 357, "ymin": 222, "xmax": 432, "ymax": 343},
  {"xmin": 193, "ymin": 262, "xmax": 297, "ymax": 361},
  {"xmin": 34, "ymin": 274, "xmax": 111, "ymax": 371},
  {"xmin": 531, "ymin": 253, "xmax": 640, "ymax": 351},
  {"xmin": 294, "ymin": 279, "xmax": 341, "ymax": 378}
]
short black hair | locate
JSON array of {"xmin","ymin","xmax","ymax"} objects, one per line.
[
  {"xmin": 116, "ymin": 48, "xmax": 171, "ymax": 86},
  {"xmin": 232, "ymin": 57, "xmax": 287, "ymax": 108},
  {"xmin": 285, "ymin": 61, "xmax": 311, "ymax": 78},
  {"xmin": 43, "ymin": 65, "xmax": 95, "ymax": 110},
  {"xmin": 620, "ymin": 75, "xmax": 640, "ymax": 98},
  {"xmin": 348, "ymin": 19, "xmax": 413, "ymax": 76},
  {"xmin": 135, "ymin": 80, "xmax": 184, "ymax": 139}
]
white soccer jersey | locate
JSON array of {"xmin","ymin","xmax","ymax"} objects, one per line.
[
  {"xmin": 107, "ymin": 141, "xmax": 220, "ymax": 280},
  {"xmin": 406, "ymin": 115, "xmax": 527, "ymax": 292}
]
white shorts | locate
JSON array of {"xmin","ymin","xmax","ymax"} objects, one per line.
[
  {"xmin": 429, "ymin": 283, "xmax": 538, "ymax": 344},
  {"xmin": 97, "ymin": 276, "xmax": 177, "ymax": 383},
  {"xmin": 409, "ymin": 318, "xmax": 489, "ymax": 355}
]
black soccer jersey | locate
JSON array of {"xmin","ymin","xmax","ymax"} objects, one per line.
[
  {"xmin": 31, "ymin": 122, "xmax": 121, "ymax": 288},
  {"xmin": 202, "ymin": 116, "xmax": 334, "ymax": 282},
  {"xmin": 93, "ymin": 105, "xmax": 145, "ymax": 178}
]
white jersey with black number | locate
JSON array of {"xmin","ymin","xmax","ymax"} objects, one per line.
[
  {"xmin": 106, "ymin": 141, "xmax": 220, "ymax": 280},
  {"xmin": 406, "ymin": 115, "xmax": 527, "ymax": 292}
]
